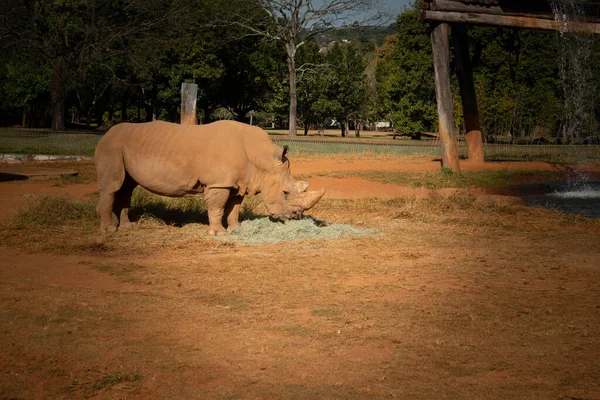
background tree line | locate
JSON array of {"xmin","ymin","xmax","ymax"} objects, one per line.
[{"xmin": 1, "ymin": 0, "xmax": 599, "ymax": 142}]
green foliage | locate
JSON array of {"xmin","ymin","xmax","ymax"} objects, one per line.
[
  {"xmin": 375, "ymin": 2, "xmax": 437, "ymax": 134},
  {"xmin": 326, "ymin": 41, "xmax": 369, "ymax": 135},
  {"xmin": 296, "ymin": 41, "xmax": 335, "ymax": 131},
  {"xmin": 3, "ymin": 0, "xmax": 600, "ymax": 143},
  {"xmin": 470, "ymin": 27, "xmax": 563, "ymax": 139}
]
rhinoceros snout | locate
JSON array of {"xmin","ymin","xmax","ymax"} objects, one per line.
[
  {"xmin": 265, "ymin": 187, "xmax": 325, "ymax": 221},
  {"xmin": 272, "ymin": 208, "xmax": 303, "ymax": 221}
]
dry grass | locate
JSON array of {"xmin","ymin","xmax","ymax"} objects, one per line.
[
  {"xmin": 3, "ymin": 187, "xmax": 596, "ymax": 258},
  {"xmin": 291, "ymin": 152, "xmax": 435, "ymax": 162},
  {"xmin": 300, "ymin": 168, "xmax": 565, "ymax": 189}
]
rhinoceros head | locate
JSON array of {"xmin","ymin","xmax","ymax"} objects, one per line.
[{"xmin": 260, "ymin": 145, "xmax": 325, "ymax": 220}]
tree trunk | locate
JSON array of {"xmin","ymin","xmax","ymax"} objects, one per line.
[
  {"xmin": 341, "ymin": 121, "xmax": 346, "ymax": 137},
  {"xmin": 145, "ymin": 104, "xmax": 154, "ymax": 122},
  {"xmin": 304, "ymin": 125, "xmax": 309, "ymax": 135},
  {"xmin": 286, "ymin": 44, "xmax": 297, "ymax": 136},
  {"xmin": 431, "ymin": 23, "xmax": 461, "ymax": 172},
  {"xmin": 50, "ymin": 63, "xmax": 67, "ymax": 131},
  {"xmin": 355, "ymin": 120, "xmax": 360, "ymax": 138},
  {"xmin": 22, "ymin": 106, "xmax": 30, "ymax": 128}
]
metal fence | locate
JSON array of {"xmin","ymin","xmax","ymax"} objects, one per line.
[
  {"xmin": 0, "ymin": 129, "xmax": 101, "ymax": 157},
  {"xmin": 1, "ymin": 128, "xmax": 599, "ymax": 162}
]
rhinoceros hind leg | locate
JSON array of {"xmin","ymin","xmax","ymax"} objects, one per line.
[
  {"xmin": 96, "ymin": 151, "xmax": 126, "ymax": 233},
  {"xmin": 113, "ymin": 173, "xmax": 138, "ymax": 230},
  {"xmin": 97, "ymin": 191, "xmax": 117, "ymax": 233},
  {"xmin": 224, "ymin": 195, "xmax": 244, "ymax": 232},
  {"xmin": 204, "ymin": 188, "xmax": 230, "ymax": 236}
]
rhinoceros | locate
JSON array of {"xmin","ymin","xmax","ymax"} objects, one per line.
[{"xmin": 94, "ymin": 120, "xmax": 325, "ymax": 235}]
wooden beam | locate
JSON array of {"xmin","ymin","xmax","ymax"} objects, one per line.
[
  {"xmin": 452, "ymin": 23, "xmax": 484, "ymax": 163},
  {"xmin": 431, "ymin": 22, "xmax": 461, "ymax": 172},
  {"xmin": 424, "ymin": 10, "xmax": 600, "ymax": 34},
  {"xmin": 424, "ymin": 0, "xmax": 558, "ymax": 21}
]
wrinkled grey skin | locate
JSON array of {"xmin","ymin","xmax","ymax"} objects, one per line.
[{"xmin": 94, "ymin": 120, "xmax": 325, "ymax": 235}]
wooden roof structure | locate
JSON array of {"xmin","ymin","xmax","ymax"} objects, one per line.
[
  {"xmin": 417, "ymin": 0, "xmax": 600, "ymax": 171},
  {"xmin": 422, "ymin": 0, "xmax": 600, "ymax": 33}
]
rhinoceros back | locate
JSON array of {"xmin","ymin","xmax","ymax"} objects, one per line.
[{"xmin": 95, "ymin": 120, "xmax": 281, "ymax": 197}]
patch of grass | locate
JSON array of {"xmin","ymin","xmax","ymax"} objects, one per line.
[
  {"xmin": 90, "ymin": 371, "xmax": 142, "ymax": 391},
  {"xmin": 316, "ymin": 193, "xmax": 524, "ymax": 228},
  {"xmin": 131, "ymin": 189, "xmax": 271, "ymax": 226},
  {"xmin": 6, "ymin": 196, "xmax": 97, "ymax": 228},
  {"xmin": 91, "ymin": 263, "xmax": 145, "ymax": 284},
  {"xmin": 68, "ymin": 371, "xmax": 142, "ymax": 396},
  {"xmin": 306, "ymin": 169, "xmax": 563, "ymax": 190},
  {"xmin": 0, "ymin": 196, "xmax": 102, "ymax": 253},
  {"xmin": 310, "ymin": 307, "xmax": 342, "ymax": 318},
  {"xmin": 129, "ymin": 188, "xmax": 209, "ymax": 226}
]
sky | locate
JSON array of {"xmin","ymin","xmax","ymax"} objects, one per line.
[{"xmin": 383, "ymin": 0, "xmax": 412, "ymax": 13}]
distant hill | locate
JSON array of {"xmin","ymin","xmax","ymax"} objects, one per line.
[{"xmin": 308, "ymin": 24, "xmax": 397, "ymax": 48}]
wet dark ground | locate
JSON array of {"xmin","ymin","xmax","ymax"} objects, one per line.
[{"xmin": 491, "ymin": 180, "xmax": 600, "ymax": 218}]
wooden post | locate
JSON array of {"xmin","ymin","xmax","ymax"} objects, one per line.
[
  {"xmin": 431, "ymin": 22, "xmax": 461, "ymax": 172},
  {"xmin": 181, "ymin": 82, "xmax": 198, "ymax": 125},
  {"xmin": 452, "ymin": 23, "xmax": 484, "ymax": 163}
]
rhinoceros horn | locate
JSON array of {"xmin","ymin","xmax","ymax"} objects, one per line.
[{"xmin": 300, "ymin": 187, "xmax": 326, "ymax": 211}]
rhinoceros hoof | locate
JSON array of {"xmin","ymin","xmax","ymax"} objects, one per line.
[
  {"xmin": 227, "ymin": 224, "xmax": 240, "ymax": 233},
  {"xmin": 100, "ymin": 225, "xmax": 118, "ymax": 234},
  {"xmin": 208, "ymin": 227, "xmax": 228, "ymax": 236},
  {"xmin": 119, "ymin": 221, "xmax": 136, "ymax": 230}
]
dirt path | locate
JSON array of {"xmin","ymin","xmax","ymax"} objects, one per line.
[
  {"xmin": 291, "ymin": 158, "xmax": 599, "ymax": 174},
  {"xmin": 0, "ymin": 158, "xmax": 588, "ymax": 216},
  {"xmin": 1, "ymin": 158, "xmax": 599, "ymax": 399}
]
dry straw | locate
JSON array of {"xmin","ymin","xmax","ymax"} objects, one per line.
[{"xmin": 219, "ymin": 217, "xmax": 378, "ymax": 245}]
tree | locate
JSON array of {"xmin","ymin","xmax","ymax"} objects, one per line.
[
  {"xmin": 2, "ymin": 0, "xmax": 179, "ymax": 130},
  {"xmin": 221, "ymin": 0, "xmax": 384, "ymax": 135},
  {"xmin": 327, "ymin": 42, "xmax": 369, "ymax": 137},
  {"xmin": 0, "ymin": 52, "xmax": 50, "ymax": 127},
  {"xmin": 376, "ymin": 3, "xmax": 437, "ymax": 136},
  {"xmin": 296, "ymin": 41, "xmax": 333, "ymax": 134}
]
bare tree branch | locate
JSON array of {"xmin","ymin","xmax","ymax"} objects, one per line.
[{"xmin": 214, "ymin": 0, "xmax": 389, "ymax": 135}]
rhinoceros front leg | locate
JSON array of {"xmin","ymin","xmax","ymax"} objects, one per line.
[
  {"xmin": 204, "ymin": 187, "xmax": 230, "ymax": 236},
  {"xmin": 224, "ymin": 195, "xmax": 244, "ymax": 232}
]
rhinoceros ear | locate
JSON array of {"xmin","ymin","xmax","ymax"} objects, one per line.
[{"xmin": 295, "ymin": 180, "xmax": 309, "ymax": 193}]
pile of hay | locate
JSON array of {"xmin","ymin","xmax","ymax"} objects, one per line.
[{"xmin": 221, "ymin": 217, "xmax": 377, "ymax": 245}]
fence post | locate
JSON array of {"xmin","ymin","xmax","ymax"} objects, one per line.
[{"xmin": 181, "ymin": 83, "xmax": 198, "ymax": 125}]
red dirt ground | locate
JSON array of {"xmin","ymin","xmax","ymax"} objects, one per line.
[{"xmin": 1, "ymin": 158, "xmax": 599, "ymax": 400}]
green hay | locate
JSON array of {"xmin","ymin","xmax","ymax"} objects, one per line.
[{"xmin": 221, "ymin": 217, "xmax": 378, "ymax": 245}]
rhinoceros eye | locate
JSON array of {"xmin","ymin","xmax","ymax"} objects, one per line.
[{"xmin": 283, "ymin": 190, "xmax": 291, "ymax": 199}]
